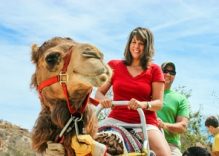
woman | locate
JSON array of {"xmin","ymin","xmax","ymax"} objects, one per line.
[{"xmin": 95, "ymin": 27, "xmax": 171, "ymax": 156}]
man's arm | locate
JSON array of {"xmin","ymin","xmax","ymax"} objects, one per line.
[{"xmin": 159, "ymin": 116, "xmax": 188, "ymax": 134}]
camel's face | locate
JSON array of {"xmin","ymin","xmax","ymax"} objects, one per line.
[{"xmin": 31, "ymin": 37, "xmax": 111, "ymax": 106}]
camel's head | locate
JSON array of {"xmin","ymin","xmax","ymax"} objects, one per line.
[{"xmin": 31, "ymin": 37, "xmax": 111, "ymax": 110}]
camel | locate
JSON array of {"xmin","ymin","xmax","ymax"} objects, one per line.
[{"xmin": 30, "ymin": 37, "xmax": 112, "ymax": 156}]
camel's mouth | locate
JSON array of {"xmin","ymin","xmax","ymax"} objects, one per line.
[
  {"xmin": 73, "ymin": 68, "xmax": 110, "ymax": 86},
  {"xmin": 73, "ymin": 69, "xmax": 108, "ymax": 77}
]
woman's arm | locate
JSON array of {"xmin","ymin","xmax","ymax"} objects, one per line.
[
  {"xmin": 148, "ymin": 81, "xmax": 164, "ymax": 111},
  {"xmin": 95, "ymin": 80, "xmax": 112, "ymax": 108}
]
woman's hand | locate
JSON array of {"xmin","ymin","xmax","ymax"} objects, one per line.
[
  {"xmin": 128, "ymin": 98, "xmax": 144, "ymax": 110},
  {"xmin": 100, "ymin": 99, "xmax": 112, "ymax": 108}
]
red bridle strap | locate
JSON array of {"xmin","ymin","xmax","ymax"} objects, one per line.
[
  {"xmin": 37, "ymin": 46, "xmax": 99, "ymax": 114},
  {"xmin": 38, "ymin": 76, "xmax": 58, "ymax": 92},
  {"xmin": 38, "ymin": 47, "xmax": 72, "ymax": 93},
  {"xmin": 37, "ymin": 47, "xmax": 76, "ymax": 114},
  {"xmin": 89, "ymin": 97, "xmax": 99, "ymax": 106}
]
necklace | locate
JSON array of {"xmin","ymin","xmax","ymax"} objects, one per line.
[
  {"xmin": 127, "ymin": 66, "xmax": 143, "ymax": 77},
  {"xmin": 130, "ymin": 65, "xmax": 142, "ymax": 69}
]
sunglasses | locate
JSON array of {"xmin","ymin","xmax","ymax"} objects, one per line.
[{"xmin": 163, "ymin": 69, "xmax": 176, "ymax": 75}]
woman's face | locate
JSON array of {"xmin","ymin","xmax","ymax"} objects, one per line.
[{"xmin": 129, "ymin": 35, "xmax": 145, "ymax": 60}]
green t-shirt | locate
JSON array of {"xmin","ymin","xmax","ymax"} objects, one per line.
[{"xmin": 157, "ymin": 89, "xmax": 189, "ymax": 147}]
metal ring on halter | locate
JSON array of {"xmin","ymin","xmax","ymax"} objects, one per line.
[
  {"xmin": 75, "ymin": 113, "xmax": 83, "ymax": 121},
  {"xmin": 58, "ymin": 115, "xmax": 75, "ymax": 138},
  {"xmin": 74, "ymin": 114, "xmax": 83, "ymax": 137},
  {"xmin": 59, "ymin": 72, "xmax": 68, "ymax": 84}
]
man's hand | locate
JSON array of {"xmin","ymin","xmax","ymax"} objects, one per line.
[{"xmin": 157, "ymin": 118, "xmax": 166, "ymax": 129}]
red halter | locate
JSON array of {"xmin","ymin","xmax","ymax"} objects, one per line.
[{"xmin": 37, "ymin": 47, "xmax": 98, "ymax": 114}]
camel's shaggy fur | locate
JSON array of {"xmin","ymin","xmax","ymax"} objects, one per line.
[{"xmin": 30, "ymin": 37, "xmax": 111, "ymax": 156}]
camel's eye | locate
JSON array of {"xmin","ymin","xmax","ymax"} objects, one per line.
[{"xmin": 45, "ymin": 52, "xmax": 61, "ymax": 66}]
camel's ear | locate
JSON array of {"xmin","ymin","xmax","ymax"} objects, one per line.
[{"xmin": 31, "ymin": 44, "xmax": 40, "ymax": 64}]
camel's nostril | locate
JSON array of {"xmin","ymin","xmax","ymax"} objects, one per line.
[{"xmin": 100, "ymin": 75, "xmax": 107, "ymax": 82}]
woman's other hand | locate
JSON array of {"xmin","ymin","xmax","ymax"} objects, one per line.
[
  {"xmin": 128, "ymin": 98, "xmax": 143, "ymax": 110},
  {"xmin": 100, "ymin": 99, "xmax": 112, "ymax": 108}
]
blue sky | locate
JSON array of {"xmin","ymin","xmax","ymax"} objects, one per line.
[{"xmin": 0, "ymin": 0, "xmax": 219, "ymax": 130}]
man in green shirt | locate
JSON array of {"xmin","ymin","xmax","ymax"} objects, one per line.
[{"xmin": 157, "ymin": 62, "xmax": 189, "ymax": 156}]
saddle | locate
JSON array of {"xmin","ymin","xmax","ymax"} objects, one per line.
[{"xmin": 96, "ymin": 124, "xmax": 145, "ymax": 155}]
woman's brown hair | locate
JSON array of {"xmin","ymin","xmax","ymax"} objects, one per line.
[{"xmin": 124, "ymin": 27, "xmax": 155, "ymax": 70}]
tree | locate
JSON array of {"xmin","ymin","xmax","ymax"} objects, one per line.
[
  {"xmin": 175, "ymin": 86, "xmax": 210, "ymax": 152},
  {"xmin": 180, "ymin": 109, "xmax": 209, "ymax": 152}
]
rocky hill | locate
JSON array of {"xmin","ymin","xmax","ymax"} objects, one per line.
[{"xmin": 0, "ymin": 119, "xmax": 35, "ymax": 156}]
